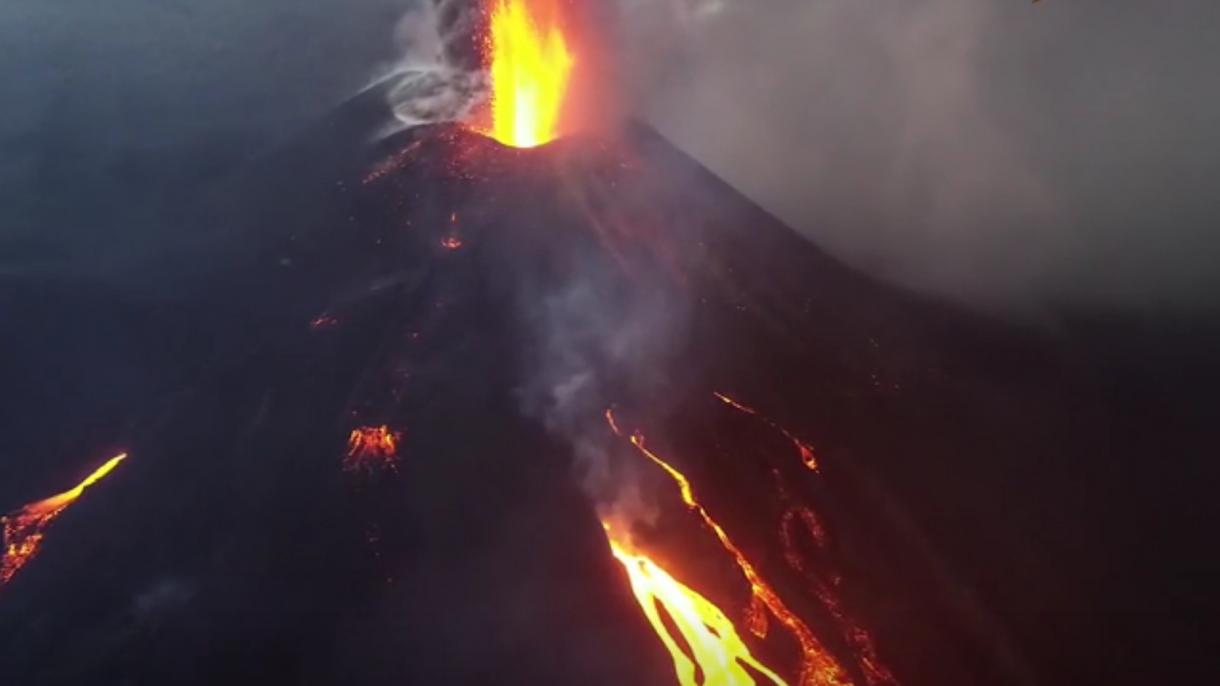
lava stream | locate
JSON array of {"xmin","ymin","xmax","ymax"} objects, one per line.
[
  {"xmin": 607, "ymin": 532, "xmax": 787, "ymax": 686},
  {"xmin": 484, "ymin": 0, "xmax": 574, "ymax": 148},
  {"xmin": 713, "ymin": 392, "xmax": 820, "ymax": 472},
  {"xmin": 605, "ymin": 410, "xmax": 851, "ymax": 686},
  {"xmin": 1, "ymin": 452, "xmax": 127, "ymax": 587}
]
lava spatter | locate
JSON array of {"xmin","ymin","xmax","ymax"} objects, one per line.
[{"xmin": 343, "ymin": 425, "xmax": 401, "ymax": 473}]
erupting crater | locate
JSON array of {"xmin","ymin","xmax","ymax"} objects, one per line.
[{"xmin": 482, "ymin": 0, "xmax": 574, "ymax": 148}]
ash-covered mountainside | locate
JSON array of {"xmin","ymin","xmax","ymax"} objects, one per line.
[{"xmin": 2, "ymin": 87, "xmax": 1217, "ymax": 685}]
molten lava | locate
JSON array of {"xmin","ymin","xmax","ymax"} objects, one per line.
[
  {"xmin": 607, "ymin": 531, "xmax": 787, "ymax": 686},
  {"xmin": 1, "ymin": 452, "xmax": 127, "ymax": 588},
  {"xmin": 714, "ymin": 392, "xmax": 820, "ymax": 472},
  {"xmin": 605, "ymin": 411, "xmax": 852, "ymax": 686},
  {"xmin": 344, "ymin": 425, "xmax": 401, "ymax": 473},
  {"xmin": 484, "ymin": 0, "xmax": 574, "ymax": 148},
  {"xmin": 780, "ymin": 507, "xmax": 897, "ymax": 686}
]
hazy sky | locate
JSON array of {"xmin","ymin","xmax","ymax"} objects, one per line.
[
  {"xmin": 3, "ymin": 0, "xmax": 1217, "ymax": 312},
  {"xmin": 618, "ymin": 0, "xmax": 1220, "ymax": 311}
]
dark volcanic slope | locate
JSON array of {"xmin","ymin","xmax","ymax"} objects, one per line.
[{"xmin": 2, "ymin": 89, "xmax": 1217, "ymax": 686}]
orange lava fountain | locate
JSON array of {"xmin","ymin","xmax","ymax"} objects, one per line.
[
  {"xmin": 485, "ymin": 0, "xmax": 574, "ymax": 148},
  {"xmin": 1, "ymin": 452, "xmax": 127, "ymax": 588},
  {"xmin": 605, "ymin": 410, "xmax": 852, "ymax": 686}
]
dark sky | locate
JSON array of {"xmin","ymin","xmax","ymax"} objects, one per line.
[{"xmin": 3, "ymin": 0, "xmax": 1217, "ymax": 313}]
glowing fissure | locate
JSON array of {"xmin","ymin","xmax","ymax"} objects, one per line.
[
  {"xmin": 714, "ymin": 392, "xmax": 820, "ymax": 472},
  {"xmin": 1, "ymin": 452, "xmax": 127, "ymax": 587},
  {"xmin": 485, "ymin": 0, "xmax": 574, "ymax": 148},
  {"xmin": 605, "ymin": 410, "xmax": 851, "ymax": 686}
]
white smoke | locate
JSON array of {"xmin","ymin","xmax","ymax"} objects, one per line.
[
  {"xmin": 373, "ymin": 1, "xmax": 488, "ymax": 138},
  {"xmin": 612, "ymin": 0, "xmax": 1220, "ymax": 311},
  {"xmin": 515, "ymin": 253, "xmax": 687, "ymax": 510}
]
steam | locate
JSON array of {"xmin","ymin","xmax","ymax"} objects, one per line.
[
  {"xmin": 375, "ymin": 1, "xmax": 488, "ymax": 137},
  {"xmin": 514, "ymin": 246, "xmax": 688, "ymax": 521},
  {"xmin": 612, "ymin": 0, "xmax": 1220, "ymax": 311}
]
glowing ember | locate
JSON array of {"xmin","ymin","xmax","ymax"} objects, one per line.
[
  {"xmin": 310, "ymin": 314, "xmax": 340, "ymax": 330},
  {"xmin": 714, "ymin": 392, "xmax": 820, "ymax": 472},
  {"xmin": 1, "ymin": 452, "xmax": 127, "ymax": 588},
  {"xmin": 344, "ymin": 425, "xmax": 401, "ymax": 473},
  {"xmin": 605, "ymin": 410, "xmax": 851, "ymax": 686},
  {"xmin": 745, "ymin": 592, "xmax": 771, "ymax": 640},
  {"xmin": 606, "ymin": 531, "xmax": 787, "ymax": 686},
  {"xmin": 484, "ymin": 0, "xmax": 574, "ymax": 148}
]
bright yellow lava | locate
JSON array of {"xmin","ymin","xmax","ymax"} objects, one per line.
[
  {"xmin": 486, "ymin": 0, "xmax": 574, "ymax": 148},
  {"xmin": 608, "ymin": 532, "xmax": 788, "ymax": 686},
  {"xmin": 1, "ymin": 452, "xmax": 127, "ymax": 587},
  {"xmin": 604, "ymin": 409, "xmax": 852, "ymax": 686}
]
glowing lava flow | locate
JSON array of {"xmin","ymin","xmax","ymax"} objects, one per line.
[
  {"xmin": 1, "ymin": 452, "xmax": 127, "ymax": 587},
  {"xmin": 605, "ymin": 411, "xmax": 851, "ymax": 686},
  {"xmin": 607, "ymin": 532, "xmax": 787, "ymax": 686},
  {"xmin": 344, "ymin": 425, "xmax": 401, "ymax": 473},
  {"xmin": 714, "ymin": 392, "xmax": 820, "ymax": 472},
  {"xmin": 485, "ymin": 0, "xmax": 574, "ymax": 148},
  {"xmin": 781, "ymin": 508, "xmax": 897, "ymax": 686}
]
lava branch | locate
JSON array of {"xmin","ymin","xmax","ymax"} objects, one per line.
[
  {"xmin": 607, "ymin": 530, "xmax": 788, "ymax": 686},
  {"xmin": 1, "ymin": 452, "xmax": 128, "ymax": 588},
  {"xmin": 714, "ymin": 392, "xmax": 820, "ymax": 472},
  {"xmin": 604, "ymin": 410, "xmax": 852, "ymax": 686}
]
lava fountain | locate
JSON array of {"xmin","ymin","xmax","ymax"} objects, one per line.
[{"xmin": 484, "ymin": 0, "xmax": 574, "ymax": 148}]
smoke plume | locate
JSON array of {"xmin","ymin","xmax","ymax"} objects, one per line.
[
  {"xmin": 611, "ymin": 0, "xmax": 1220, "ymax": 312},
  {"xmin": 377, "ymin": 1, "xmax": 489, "ymax": 137}
]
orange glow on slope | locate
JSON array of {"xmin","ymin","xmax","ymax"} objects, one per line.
[
  {"xmin": 781, "ymin": 508, "xmax": 897, "ymax": 686},
  {"xmin": 1, "ymin": 452, "xmax": 127, "ymax": 587},
  {"xmin": 344, "ymin": 425, "xmax": 401, "ymax": 473},
  {"xmin": 605, "ymin": 411, "xmax": 851, "ymax": 686},
  {"xmin": 714, "ymin": 392, "xmax": 820, "ymax": 472},
  {"xmin": 485, "ymin": 0, "xmax": 574, "ymax": 148},
  {"xmin": 607, "ymin": 531, "xmax": 787, "ymax": 686}
]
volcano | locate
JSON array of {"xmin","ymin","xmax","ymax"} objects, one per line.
[{"xmin": 3, "ymin": 78, "xmax": 1216, "ymax": 685}]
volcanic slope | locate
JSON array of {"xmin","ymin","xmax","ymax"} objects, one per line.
[{"xmin": 0, "ymin": 91, "xmax": 1135, "ymax": 685}]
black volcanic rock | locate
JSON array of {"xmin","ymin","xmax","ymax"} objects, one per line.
[{"xmin": 2, "ymin": 87, "xmax": 1218, "ymax": 686}]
